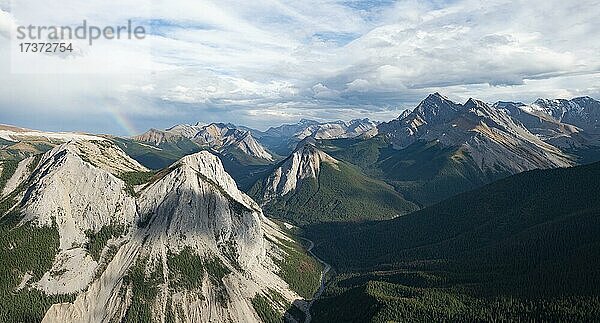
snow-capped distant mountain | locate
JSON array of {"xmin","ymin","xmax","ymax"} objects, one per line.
[
  {"xmin": 529, "ymin": 97, "xmax": 600, "ymax": 134},
  {"xmin": 347, "ymin": 118, "xmax": 380, "ymax": 138},
  {"xmin": 264, "ymin": 118, "xmax": 378, "ymax": 141},
  {"xmin": 257, "ymin": 118, "xmax": 379, "ymax": 155},
  {"xmin": 494, "ymin": 101, "xmax": 589, "ymax": 148},
  {"xmin": 263, "ymin": 119, "xmax": 321, "ymax": 139},
  {"xmin": 306, "ymin": 118, "xmax": 379, "ymax": 140}
]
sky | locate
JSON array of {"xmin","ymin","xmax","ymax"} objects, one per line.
[{"xmin": 0, "ymin": 0, "xmax": 599, "ymax": 135}]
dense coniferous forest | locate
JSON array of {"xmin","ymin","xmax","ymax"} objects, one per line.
[
  {"xmin": 305, "ymin": 161, "xmax": 600, "ymax": 322},
  {"xmin": 250, "ymin": 160, "xmax": 418, "ymax": 225}
]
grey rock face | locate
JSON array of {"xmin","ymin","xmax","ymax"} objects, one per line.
[{"xmin": 1, "ymin": 140, "xmax": 295, "ymax": 323}]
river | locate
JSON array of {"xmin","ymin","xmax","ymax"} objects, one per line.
[{"xmin": 299, "ymin": 237, "xmax": 331, "ymax": 323}]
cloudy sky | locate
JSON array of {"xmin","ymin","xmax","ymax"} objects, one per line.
[{"xmin": 0, "ymin": 0, "xmax": 599, "ymax": 135}]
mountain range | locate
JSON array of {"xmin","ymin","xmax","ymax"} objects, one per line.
[
  {"xmin": 250, "ymin": 119, "xmax": 379, "ymax": 156},
  {"xmin": 1, "ymin": 93, "xmax": 600, "ymax": 322}
]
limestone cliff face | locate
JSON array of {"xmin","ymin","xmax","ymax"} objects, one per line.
[
  {"xmin": 9, "ymin": 141, "xmax": 145, "ymax": 295},
  {"xmin": 1, "ymin": 140, "xmax": 296, "ymax": 323},
  {"xmin": 260, "ymin": 143, "xmax": 338, "ymax": 201},
  {"xmin": 136, "ymin": 152, "xmax": 265, "ymax": 269}
]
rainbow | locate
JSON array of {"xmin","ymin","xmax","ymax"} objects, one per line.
[{"xmin": 109, "ymin": 107, "xmax": 138, "ymax": 136}]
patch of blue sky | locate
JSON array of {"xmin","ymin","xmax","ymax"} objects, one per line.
[
  {"xmin": 312, "ymin": 32, "xmax": 360, "ymax": 45},
  {"xmin": 141, "ymin": 18, "xmax": 216, "ymax": 37},
  {"xmin": 425, "ymin": 0, "xmax": 460, "ymax": 10},
  {"xmin": 341, "ymin": 0, "xmax": 456, "ymax": 11},
  {"xmin": 340, "ymin": 0, "xmax": 396, "ymax": 11}
]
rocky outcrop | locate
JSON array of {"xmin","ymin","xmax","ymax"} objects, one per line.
[{"xmin": 8, "ymin": 141, "xmax": 147, "ymax": 295}]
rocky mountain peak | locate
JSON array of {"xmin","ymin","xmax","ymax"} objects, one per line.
[
  {"xmin": 397, "ymin": 109, "xmax": 412, "ymax": 120},
  {"xmin": 493, "ymin": 101, "xmax": 525, "ymax": 111},
  {"xmin": 464, "ymin": 98, "xmax": 487, "ymax": 109},
  {"xmin": 572, "ymin": 96, "xmax": 596, "ymax": 104},
  {"xmin": 298, "ymin": 118, "xmax": 320, "ymax": 126},
  {"xmin": 10, "ymin": 143, "xmax": 299, "ymax": 323},
  {"xmin": 174, "ymin": 151, "xmax": 261, "ymax": 211},
  {"xmin": 260, "ymin": 142, "xmax": 337, "ymax": 200},
  {"xmin": 57, "ymin": 140, "xmax": 148, "ymax": 175},
  {"xmin": 414, "ymin": 93, "xmax": 462, "ymax": 122},
  {"xmin": 132, "ymin": 128, "xmax": 181, "ymax": 146},
  {"xmin": 134, "ymin": 122, "xmax": 274, "ymax": 162}
]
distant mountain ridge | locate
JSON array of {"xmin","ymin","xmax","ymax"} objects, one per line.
[
  {"xmin": 377, "ymin": 93, "xmax": 573, "ymax": 173},
  {"xmin": 310, "ymin": 93, "xmax": 599, "ymax": 206},
  {"xmin": 254, "ymin": 118, "xmax": 379, "ymax": 156},
  {"xmin": 493, "ymin": 101, "xmax": 585, "ymax": 146},
  {"xmin": 133, "ymin": 122, "xmax": 273, "ymax": 162},
  {"xmin": 531, "ymin": 96, "xmax": 600, "ymax": 134}
]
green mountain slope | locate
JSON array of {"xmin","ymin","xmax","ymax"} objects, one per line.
[
  {"xmin": 250, "ymin": 144, "xmax": 418, "ymax": 225},
  {"xmin": 307, "ymin": 161, "xmax": 600, "ymax": 322},
  {"xmin": 218, "ymin": 148, "xmax": 275, "ymax": 192},
  {"xmin": 318, "ymin": 137, "xmax": 506, "ymax": 206}
]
